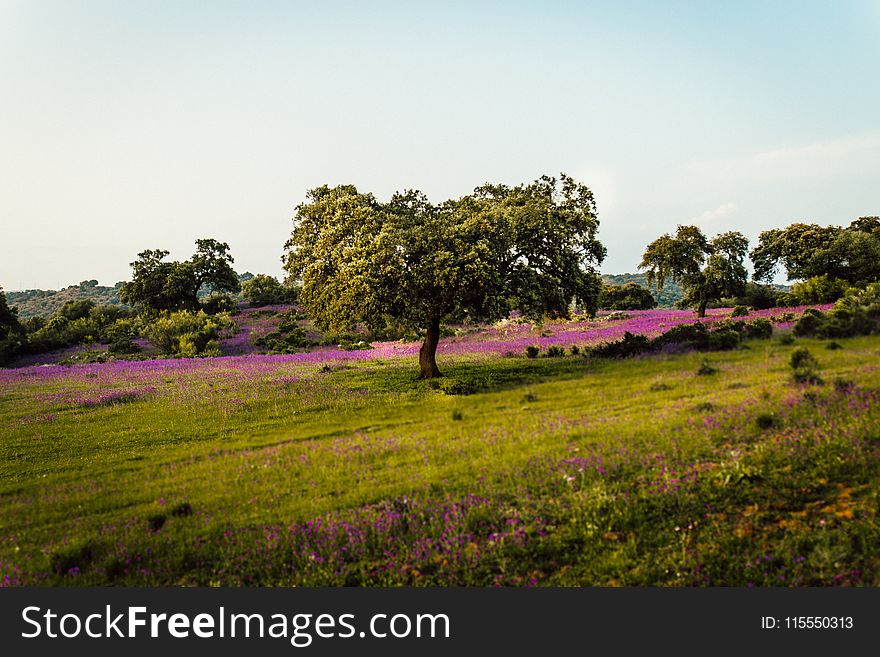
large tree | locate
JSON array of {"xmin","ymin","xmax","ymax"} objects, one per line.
[
  {"xmin": 284, "ymin": 174, "xmax": 606, "ymax": 378},
  {"xmin": 639, "ymin": 225, "xmax": 748, "ymax": 317},
  {"xmin": 119, "ymin": 239, "xmax": 240, "ymax": 314},
  {"xmin": 750, "ymin": 217, "xmax": 880, "ymax": 286}
]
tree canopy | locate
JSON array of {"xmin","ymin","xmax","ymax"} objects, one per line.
[
  {"xmin": 639, "ymin": 226, "xmax": 748, "ymax": 317},
  {"xmin": 119, "ymin": 239, "xmax": 240, "ymax": 314},
  {"xmin": 0, "ymin": 286, "xmax": 24, "ymax": 364},
  {"xmin": 284, "ymin": 174, "xmax": 606, "ymax": 378},
  {"xmin": 598, "ymin": 282, "xmax": 657, "ymax": 310},
  {"xmin": 750, "ymin": 217, "xmax": 880, "ymax": 286}
]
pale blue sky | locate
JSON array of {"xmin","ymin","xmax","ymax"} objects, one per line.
[{"xmin": 1, "ymin": 0, "xmax": 878, "ymax": 289}]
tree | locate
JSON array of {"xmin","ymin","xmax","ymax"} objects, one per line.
[
  {"xmin": 598, "ymin": 282, "xmax": 657, "ymax": 310},
  {"xmin": 119, "ymin": 240, "xmax": 240, "ymax": 314},
  {"xmin": 639, "ymin": 226, "xmax": 748, "ymax": 317},
  {"xmin": 284, "ymin": 174, "xmax": 605, "ymax": 378},
  {"xmin": 751, "ymin": 217, "xmax": 880, "ymax": 286},
  {"xmin": 241, "ymin": 274, "xmax": 297, "ymax": 307},
  {"xmin": 0, "ymin": 286, "xmax": 24, "ymax": 364}
]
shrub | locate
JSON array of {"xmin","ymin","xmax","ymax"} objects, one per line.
[
  {"xmin": 545, "ymin": 345, "xmax": 565, "ymax": 358},
  {"xmin": 201, "ymin": 294, "xmax": 235, "ymax": 315},
  {"xmin": 778, "ymin": 333, "xmax": 795, "ymax": 345},
  {"xmin": 598, "ymin": 282, "xmax": 657, "ymax": 310},
  {"xmin": 708, "ymin": 328, "xmax": 740, "ymax": 351},
  {"xmin": 451, "ymin": 410, "xmax": 464, "ymax": 421},
  {"xmin": 569, "ymin": 345, "xmax": 580, "ymax": 355},
  {"xmin": 743, "ymin": 318, "xmax": 773, "ymax": 339},
  {"xmin": 108, "ymin": 338, "xmax": 141, "ymax": 355},
  {"xmin": 170, "ymin": 502, "xmax": 193, "ymax": 517},
  {"xmin": 591, "ymin": 331, "xmax": 652, "ymax": 358},
  {"xmin": 793, "ymin": 311, "xmax": 825, "ymax": 337},
  {"xmin": 651, "ymin": 322, "xmax": 710, "ymax": 350},
  {"xmin": 649, "ymin": 381, "xmax": 671, "ymax": 392},
  {"xmin": 730, "ymin": 305, "xmax": 750, "ymax": 318},
  {"xmin": 789, "ymin": 275, "xmax": 849, "ymax": 304},
  {"xmin": 697, "ymin": 360, "xmax": 718, "ymax": 376},
  {"xmin": 755, "ymin": 412, "xmax": 781, "ymax": 430},
  {"xmin": 825, "ymin": 341, "xmax": 843, "ymax": 350},
  {"xmin": 142, "ymin": 311, "xmax": 231, "ymax": 357},
  {"xmin": 790, "ymin": 347, "xmax": 822, "ymax": 384},
  {"xmin": 525, "ymin": 345, "xmax": 540, "ymax": 359}
]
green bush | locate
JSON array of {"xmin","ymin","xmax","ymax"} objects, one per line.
[
  {"xmin": 241, "ymin": 274, "xmax": 298, "ymax": 307},
  {"xmin": 789, "ymin": 275, "xmax": 849, "ymax": 305},
  {"xmin": 525, "ymin": 345, "xmax": 540, "ymax": 359},
  {"xmin": 790, "ymin": 347, "xmax": 822, "ymax": 384},
  {"xmin": 742, "ymin": 318, "xmax": 773, "ymax": 339},
  {"xmin": 708, "ymin": 328, "xmax": 740, "ymax": 351},
  {"xmin": 730, "ymin": 305, "xmax": 750, "ymax": 318},
  {"xmin": 591, "ymin": 331, "xmax": 652, "ymax": 358},
  {"xmin": 651, "ymin": 322, "xmax": 710, "ymax": 350},
  {"xmin": 545, "ymin": 345, "xmax": 565, "ymax": 358},
  {"xmin": 142, "ymin": 311, "xmax": 232, "ymax": 357}
]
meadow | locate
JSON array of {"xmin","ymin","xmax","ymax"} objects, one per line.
[{"xmin": 1, "ymin": 308, "xmax": 879, "ymax": 586}]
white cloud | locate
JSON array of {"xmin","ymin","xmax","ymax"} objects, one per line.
[
  {"xmin": 752, "ymin": 132, "xmax": 880, "ymax": 179},
  {"xmin": 690, "ymin": 202, "xmax": 738, "ymax": 227}
]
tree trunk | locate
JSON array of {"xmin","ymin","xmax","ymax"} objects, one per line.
[
  {"xmin": 697, "ymin": 300, "xmax": 707, "ymax": 318},
  {"xmin": 419, "ymin": 318, "xmax": 441, "ymax": 379}
]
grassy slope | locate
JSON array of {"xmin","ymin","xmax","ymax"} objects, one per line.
[{"xmin": 1, "ymin": 336, "xmax": 879, "ymax": 585}]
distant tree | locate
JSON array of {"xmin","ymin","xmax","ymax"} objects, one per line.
[
  {"xmin": 0, "ymin": 286, "xmax": 24, "ymax": 364},
  {"xmin": 639, "ymin": 226, "xmax": 748, "ymax": 317},
  {"xmin": 119, "ymin": 240, "xmax": 240, "ymax": 315},
  {"xmin": 241, "ymin": 274, "xmax": 296, "ymax": 307},
  {"xmin": 598, "ymin": 282, "xmax": 657, "ymax": 310},
  {"xmin": 751, "ymin": 217, "xmax": 880, "ymax": 286},
  {"xmin": 284, "ymin": 174, "xmax": 605, "ymax": 378}
]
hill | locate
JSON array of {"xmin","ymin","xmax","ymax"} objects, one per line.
[{"xmin": 6, "ymin": 280, "xmax": 125, "ymax": 319}]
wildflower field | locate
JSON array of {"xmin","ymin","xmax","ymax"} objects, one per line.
[{"xmin": 1, "ymin": 308, "xmax": 879, "ymax": 586}]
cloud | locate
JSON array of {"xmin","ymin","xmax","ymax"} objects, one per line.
[
  {"xmin": 690, "ymin": 202, "xmax": 738, "ymax": 226},
  {"xmin": 752, "ymin": 132, "xmax": 880, "ymax": 179}
]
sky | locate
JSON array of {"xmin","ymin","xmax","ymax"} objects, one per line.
[{"xmin": 1, "ymin": 0, "xmax": 878, "ymax": 290}]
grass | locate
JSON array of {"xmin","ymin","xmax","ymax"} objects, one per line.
[{"xmin": 1, "ymin": 335, "xmax": 880, "ymax": 585}]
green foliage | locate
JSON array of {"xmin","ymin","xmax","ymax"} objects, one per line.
[
  {"xmin": 590, "ymin": 331, "xmax": 652, "ymax": 358},
  {"xmin": 743, "ymin": 318, "xmax": 773, "ymax": 339},
  {"xmin": 729, "ymin": 282, "xmax": 787, "ymax": 310},
  {"xmin": 696, "ymin": 360, "xmax": 718, "ymax": 376},
  {"xmin": 788, "ymin": 275, "xmax": 849, "ymax": 305},
  {"xmin": 254, "ymin": 312, "xmax": 315, "ymax": 354},
  {"xmin": 201, "ymin": 294, "xmax": 235, "ymax": 315},
  {"xmin": 119, "ymin": 240, "xmax": 240, "ymax": 315},
  {"xmin": 708, "ymin": 328, "xmax": 741, "ymax": 351},
  {"xmin": 141, "ymin": 311, "xmax": 232, "ymax": 357},
  {"xmin": 0, "ymin": 286, "xmax": 25, "ymax": 364},
  {"xmin": 545, "ymin": 345, "xmax": 565, "ymax": 358},
  {"xmin": 284, "ymin": 175, "xmax": 606, "ymax": 377},
  {"xmin": 651, "ymin": 322, "xmax": 710, "ymax": 350},
  {"xmin": 598, "ymin": 282, "xmax": 657, "ymax": 310},
  {"xmin": 602, "ymin": 273, "xmax": 682, "ymax": 307},
  {"xmin": 751, "ymin": 217, "xmax": 880, "ymax": 286},
  {"xmin": 6, "ymin": 281, "xmax": 124, "ymax": 320},
  {"xmin": 730, "ymin": 305, "xmax": 749, "ymax": 317},
  {"xmin": 755, "ymin": 412, "xmax": 782, "ymax": 430},
  {"xmin": 640, "ymin": 226, "xmax": 748, "ymax": 317},
  {"xmin": 790, "ymin": 348, "xmax": 822, "ymax": 384},
  {"xmin": 525, "ymin": 345, "xmax": 540, "ymax": 359},
  {"xmin": 241, "ymin": 274, "xmax": 298, "ymax": 307}
]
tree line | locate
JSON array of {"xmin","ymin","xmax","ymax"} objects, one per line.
[{"xmin": 1, "ymin": 173, "xmax": 878, "ymax": 376}]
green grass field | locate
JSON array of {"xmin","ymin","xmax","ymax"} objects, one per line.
[{"xmin": 2, "ymin": 335, "xmax": 880, "ymax": 586}]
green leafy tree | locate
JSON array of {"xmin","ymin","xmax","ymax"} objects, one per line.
[
  {"xmin": 241, "ymin": 274, "xmax": 297, "ymax": 306},
  {"xmin": 598, "ymin": 282, "xmax": 657, "ymax": 310},
  {"xmin": 751, "ymin": 217, "xmax": 880, "ymax": 286},
  {"xmin": 119, "ymin": 240, "xmax": 240, "ymax": 314},
  {"xmin": 639, "ymin": 226, "xmax": 748, "ymax": 317},
  {"xmin": 284, "ymin": 174, "xmax": 605, "ymax": 378},
  {"xmin": 0, "ymin": 286, "xmax": 25, "ymax": 364}
]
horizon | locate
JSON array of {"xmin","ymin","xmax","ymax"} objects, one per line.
[{"xmin": 2, "ymin": 0, "xmax": 878, "ymax": 289}]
